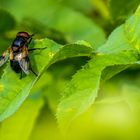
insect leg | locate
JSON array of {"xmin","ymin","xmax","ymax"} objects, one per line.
[
  {"xmin": 30, "ymin": 65, "xmax": 38, "ymax": 76},
  {"xmin": 28, "ymin": 47, "xmax": 47, "ymax": 52},
  {"xmin": 28, "ymin": 37, "xmax": 33, "ymax": 44},
  {"xmin": 26, "ymin": 34, "xmax": 34, "ymax": 45},
  {"xmin": 20, "ymin": 70, "xmax": 23, "ymax": 79}
]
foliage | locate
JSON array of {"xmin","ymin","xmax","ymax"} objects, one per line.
[{"xmin": 0, "ymin": 0, "xmax": 140, "ymax": 140}]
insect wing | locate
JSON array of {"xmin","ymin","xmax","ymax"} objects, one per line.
[
  {"xmin": 18, "ymin": 57, "xmax": 30, "ymax": 75},
  {"xmin": 14, "ymin": 46, "xmax": 30, "ymax": 75},
  {"xmin": 0, "ymin": 49, "xmax": 9, "ymax": 67}
]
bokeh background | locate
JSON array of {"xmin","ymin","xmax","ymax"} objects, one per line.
[{"xmin": 0, "ymin": 0, "xmax": 140, "ymax": 140}]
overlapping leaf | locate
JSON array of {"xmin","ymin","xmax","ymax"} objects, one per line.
[
  {"xmin": 57, "ymin": 6, "xmax": 140, "ymax": 130},
  {"xmin": 109, "ymin": 0, "xmax": 140, "ymax": 21},
  {"xmin": 0, "ymin": 39, "xmax": 92, "ymax": 121},
  {"xmin": 1, "ymin": 0, "xmax": 106, "ymax": 48},
  {"xmin": 0, "ymin": 98, "xmax": 43, "ymax": 140}
]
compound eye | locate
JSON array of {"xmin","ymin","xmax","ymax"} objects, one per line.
[
  {"xmin": 17, "ymin": 32, "xmax": 30, "ymax": 38},
  {"xmin": 20, "ymin": 41, "xmax": 25, "ymax": 47}
]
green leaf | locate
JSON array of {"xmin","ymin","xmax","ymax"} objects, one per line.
[
  {"xmin": 57, "ymin": 6, "xmax": 140, "ymax": 130},
  {"xmin": 44, "ymin": 55, "xmax": 90, "ymax": 112},
  {"xmin": 91, "ymin": 0, "xmax": 110, "ymax": 20},
  {"xmin": 60, "ymin": 0, "xmax": 93, "ymax": 14},
  {"xmin": 0, "ymin": 39, "xmax": 92, "ymax": 121},
  {"xmin": 0, "ymin": 9, "xmax": 16, "ymax": 33},
  {"xmin": 109, "ymin": 0, "xmax": 140, "ymax": 21},
  {"xmin": 0, "ymin": 98, "xmax": 43, "ymax": 140},
  {"xmin": 29, "ymin": 106, "xmax": 63, "ymax": 140},
  {"xmin": 1, "ymin": 0, "xmax": 106, "ymax": 48},
  {"xmin": 49, "ymin": 41, "xmax": 92, "ymax": 65},
  {"xmin": 57, "ymin": 52, "xmax": 139, "ymax": 130}
]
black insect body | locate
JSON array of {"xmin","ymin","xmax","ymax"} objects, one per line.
[{"xmin": 0, "ymin": 31, "xmax": 46, "ymax": 79}]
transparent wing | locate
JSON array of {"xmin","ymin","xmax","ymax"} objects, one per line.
[
  {"xmin": 14, "ymin": 46, "xmax": 30, "ymax": 75},
  {"xmin": 0, "ymin": 49, "xmax": 9, "ymax": 67},
  {"xmin": 18, "ymin": 57, "xmax": 30, "ymax": 75}
]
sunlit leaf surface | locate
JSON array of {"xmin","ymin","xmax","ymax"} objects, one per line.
[
  {"xmin": 0, "ymin": 38, "xmax": 92, "ymax": 121},
  {"xmin": 57, "ymin": 6, "xmax": 140, "ymax": 130}
]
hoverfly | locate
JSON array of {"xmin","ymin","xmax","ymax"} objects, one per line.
[{"xmin": 0, "ymin": 31, "xmax": 46, "ymax": 79}]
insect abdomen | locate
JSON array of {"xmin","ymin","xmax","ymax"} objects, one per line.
[{"xmin": 10, "ymin": 60, "xmax": 21, "ymax": 73}]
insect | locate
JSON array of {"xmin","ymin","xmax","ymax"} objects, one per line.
[{"xmin": 0, "ymin": 31, "xmax": 46, "ymax": 79}]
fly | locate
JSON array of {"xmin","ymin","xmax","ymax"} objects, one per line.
[{"xmin": 0, "ymin": 31, "xmax": 46, "ymax": 79}]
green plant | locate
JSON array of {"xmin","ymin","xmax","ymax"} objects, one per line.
[{"xmin": 0, "ymin": 0, "xmax": 140, "ymax": 140}]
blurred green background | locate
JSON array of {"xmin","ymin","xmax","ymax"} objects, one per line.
[{"xmin": 0, "ymin": 0, "xmax": 140, "ymax": 140}]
